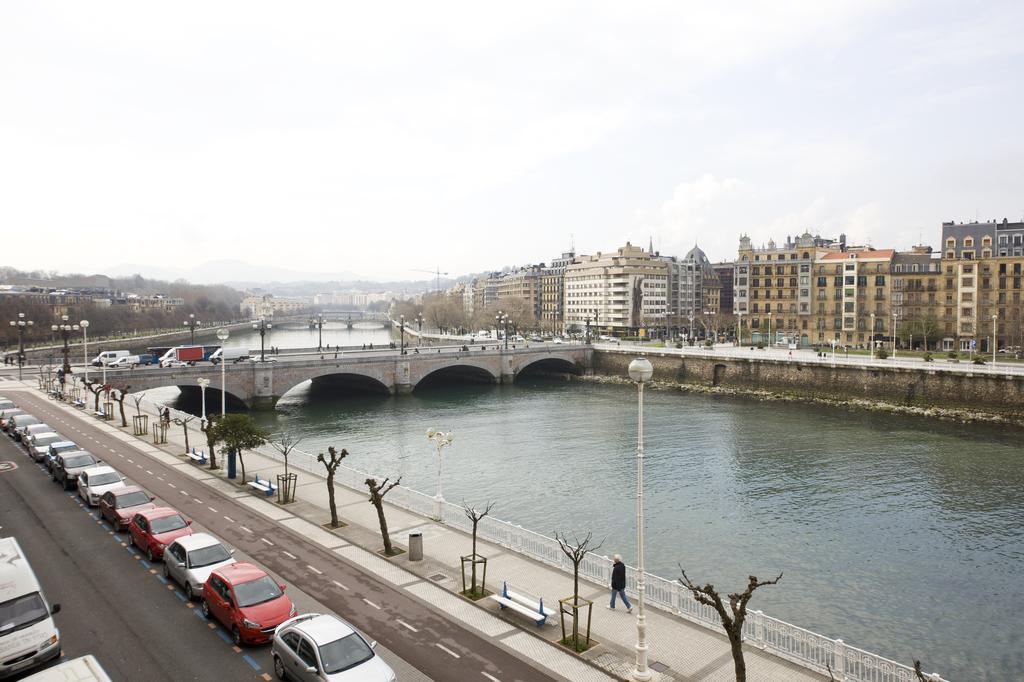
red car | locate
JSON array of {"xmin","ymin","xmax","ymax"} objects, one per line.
[
  {"xmin": 99, "ymin": 486, "xmax": 157, "ymax": 532},
  {"xmin": 202, "ymin": 563, "xmax": 297, "ymax": 646},
  {"xmin": 127, "ymin": 507, "xmax": 193, "ymax": 561}
]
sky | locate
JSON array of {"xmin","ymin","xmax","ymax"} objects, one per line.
[{"xmin": 2, "ymin": 1, "xmax": 1023, "ymax": 283}]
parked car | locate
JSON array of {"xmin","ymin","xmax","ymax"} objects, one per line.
[
  {"xmin": 26, "ymin": 433, "xmax": 64, "ymax": 462},
  {"xmin": 0, "ymin": 408, "xmax": 25, "ymax": 431},
  {"xmin": 77, "ymin": 465, "xmax": 126, "ymax": 506},
  {"xmin": 202, "ymin": 563, "xmax": 296, "ymax": 645},
  {"xmin": 98, "ymin": 486, "xmax": 156, "ymax": 532},
  {"xmin": 272, "ymin": 613, "xmax": 395, "ymax": 682},
  {"xmin": 552, "ymin": 337, "xmax": 565, "ymax": 344},
  {"xmin": 160, "ymin": 359, "xmax": 189, "ymax": 368},
  {"xmin": 0, "ymin": 399, "xmax": 16, "ymax": 411},
  {"xmin": 128, "ymin": 507, "xmax": 193, "ymax": 561},
  {"xmin": 45, "ymin": 443, "xmax": 81, "ymax": 474},
  {"xmin": 9, "ymin": 414, "xmax": 41, "ymax": 441},
  {"xmin": 162, "ymin": 533, "xmax": 236, "ymax": 601},
  {"xmin": 52, "ymin": 451, "xmax": 99, "ymax": 490},
  {"xmin": 20, "ymin": 424, "xmax": 54, "ymax": 449}
]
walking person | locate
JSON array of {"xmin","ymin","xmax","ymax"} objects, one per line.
[{"xmin": 608, "ymin": 554, "xmax": 632, "ymax": 612}]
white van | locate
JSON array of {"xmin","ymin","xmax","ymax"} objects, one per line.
[
  {"xmin": 20, "ymin": 655, "xmax": 111, "ymax": 681},
  {"xmin": 106, "ymin": 355, "xmax": 139, "ymax": 369},
  {"xmin": 0, "ymin": 537, "xmax": 61, "ymax": 678},
  {"xmin": 209, "ymin": 347, "xmax": 250, "ymax": 365},
  {"xmin": 91, "ymin": 350, "xmax": 130, "ymax": 367}
]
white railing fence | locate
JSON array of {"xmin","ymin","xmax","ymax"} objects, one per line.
[{"xmin": 137, "ymin": 396, "xmax": 946, "ymax": 682}]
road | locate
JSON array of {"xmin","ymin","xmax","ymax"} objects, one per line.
[{"xmin": 1, "ymin": 389, "xmax": 559, "ymax": 682}]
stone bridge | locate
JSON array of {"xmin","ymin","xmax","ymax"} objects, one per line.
[{"xmin": 105, "ymin": 346, "xmax": 592, "ymax": 409}]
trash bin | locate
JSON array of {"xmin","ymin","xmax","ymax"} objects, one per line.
[{"xmin": 408, "ymin": 530, "xmax": 423, "ymax": 561}]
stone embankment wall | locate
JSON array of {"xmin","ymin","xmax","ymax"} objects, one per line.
[{"xmin": 592, "ymin": 350, "xmax": 1024, "ymax": 423}]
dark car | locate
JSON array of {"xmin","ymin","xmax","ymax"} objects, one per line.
[
  {"xmin": 0, "ymin": 408, "xmax": 25, "ymax": 431},
  {"xmin": 99, "ymin": 486, "xmax": 157, "ymax": 532},
  {"xmin": 9, "ymin": 414, "xmax": 40, "ymax": 441},
  {"xmin": 52, "ymin": 451, "xmax": 99, "ymax": 489},
  {"xmin": 45, "ymin": 441, "xmax": 79, "ymax": 473}
]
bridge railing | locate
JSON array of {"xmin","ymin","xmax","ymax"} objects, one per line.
[
  {"xmin": 135, "ymin": 395, "xmax": 943, "ymax": 682},
  {"xmin": 256, "ymin": 439, "xmax": 943, "ymax": 682}
]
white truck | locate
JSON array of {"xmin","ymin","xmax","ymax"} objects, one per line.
[
  {"xmin": 0, "ymin": 537, "xmax": 62, "ymax": 678},
  {"xmin": 20, "ymin": 655, "xmax": 111, "ymax": 681},
  {"xmin": 209, "ymin": 347, "xmax": 250, "ymax": 365}
]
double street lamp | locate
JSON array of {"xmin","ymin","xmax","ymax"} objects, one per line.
[
  {"xmin": 184, "ymin": 313, "xmax": 200, "ymax": 345},
  {"xmin": 426, "ymin": 428, "xmax": 454, "ymax": 520},
  {"xmin": 51, "ymin": 315, "xmax": 79, "ymax": 377},
  {"xmin": 80, "ymin": 320, "xmax": 90, "ymax": 381},
  {"xmin": 870, "ymin": 313, "xmax": 876, "ymax": 360},
  {"xmin": 627, "ymin": 357, "xmax": 653, "ymax": 681},
  {"xmin": 496, "ymin": 312, "xmax": 510, "ymax": 349},
  {"xmin": 892, "ymin": 312, "xmax": 899, "ymax": 359},
  {"xmin": 8, "ymin": 313, "xmax": 33, "ymax": 381},
  {"xmin": 197, "ymin": 377, "xmax": 210, "ymax": 423},
  {"xmin": 399, "ymin": 315, "xmax": 407, "ymax": 355},
  {"xmin": 252, "ymin": 315, "xmax": 272, "ymax": 362},
  {"xmin": 313, "ymin": 313, "xmax": 325, "ymax": 351}
]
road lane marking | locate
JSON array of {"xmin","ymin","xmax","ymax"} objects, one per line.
[
  {"xmin": 482, "ymin": 673, "xmax": 501, "ymax": 682},
  {"xmin": 260, "ymin": 538, "xmax": 274, "ymax": 546},
  {"xmin": 208, "ymin": 506, "xmax": 218, "ymax": 513},
  {"xmin": 282, "ymin": 551, "xmax": 297, "ymax": 560},
  {"xmin": 215, "ymin": 629, "xmax": 232, "ymax": 644},
  {"xmin": 127, "ymin": 458, "xmax": 133, "ymax": 463},
  {"xmin": 362, "ymin": 598, "xmax": 381, "ymax": 610},
  {"xmin": 179, "ymin": 489, "xmax": 188, "ymax": 495},
  {"xmin": 306, "ymin": 565, "xmax": 322, "ymax": 575},
  {"xmin": 240, "ymin": 526, "xmax": 253, "ymax": 533},
  {"xmin": 168, "ymin": 483, "xmax": 176, "ymax": 488},
  {"xmin": 397, "ymin": 619, "xmax": 418, "ymax": 632},
  {"xmin": 146, "ymin": 470, "xmax": 153, "ymax": 475},
  {"xmin": 436, "ymin": 643, "xmax": 460, "ymax": 658},
  {"xmin": 223, "ymin": 516, "xmax": 234, "ymax": 523}
]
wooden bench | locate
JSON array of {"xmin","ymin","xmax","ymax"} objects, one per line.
[
  {"xmin": 246, "ymin": 474, "xmax": 276, "ymax": 497},
  {"xmin": 489, "ymin": 581, "xmax": 554, "ymax": 626},
  {"xmin": 186, "ymin": 449, "xmax": 207, "ymax": 465}
]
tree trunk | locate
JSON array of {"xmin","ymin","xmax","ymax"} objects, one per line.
[
  {"xmin": 728, "ymin": 629, "xmax": 746, "ymax": 682},
  {"xmin": 375, "ymin": 502, "xmax": 392, "ymax": 554},
  {"xmin": 182, "ymin": 426, "xmax": 190, "ymax": 454},
  {"xmin": 208, "ymin": 445, "xmax": 217, "ymax": 470},
  {"xmin": 327, "ymin": 471, "xmax": 339, "ymax": 527},
  {"xmin": 237, "ymin": 450, "xmax": 246, "ymax": 483},
  {"xmin": 118, "ymin": 399, "xmax": 127, "ymax": 427},
  {"xmin": 471, "ymin": 523, "xmax": 478, "ymax": 591}
]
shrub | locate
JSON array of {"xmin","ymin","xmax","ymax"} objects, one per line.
[
  {"xmin": 923, "ymin": 352, "xmax": 933, "ymax": 362},
  {"xmin": 704, "ymin": 339, "xmax": 713, "ymax": 347},
  {"xmin": 756, "ymin": 343, "xmax": 765, "ymax": 349},
  {"xmin": 876, "ymin": 348, "xmax": 889, "ymax": 359},
  {"xmin": 947, "ymin": 351, "xmax": 958, "ymax": 359},
  {"xmin": 675, "ymin": 342, "xmax": 683, "ymax": 349},
  {"xmin": 973, "ymin": 357, "xmax": 986, "ymax": 365}
]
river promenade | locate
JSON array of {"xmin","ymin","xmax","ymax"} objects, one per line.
[{"xmin": 38, "ymin": 376, "xmax": 951, "ymax": 682}]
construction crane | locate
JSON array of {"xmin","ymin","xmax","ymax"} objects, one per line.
[{"xmin": 411, "ymin": 267, "xmax": 448, "ymax": 294}]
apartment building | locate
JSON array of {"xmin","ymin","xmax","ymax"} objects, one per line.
[
  {"xmin": 735, "ymin": 232, "xmax": 842, "ymax": 345},
  {"xmin": 812, "ymin": 249, "xmax": 894, "ymax": 347},
  {"xmin": 563, "ymin": 242, "xmax": 668, "ymax": 335},
  {"xmin": 540, "ymin": 251, "xmax": 576, "ymax": 333},
  {"xmin": 496, "ymin": 265, "xmax": 544, "ymax": 321},
  {"xmin": 891, "ymin": 247, "xmax": 943, "ymax": 350},
  {"xmin": 712, "ymin": 263, "xmax": 734, "ymax": 314}
]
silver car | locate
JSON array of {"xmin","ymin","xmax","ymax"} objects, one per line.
[
  {"xmin": 271, "ymin": 613, "xmax": 395, "ymax": 681},
  {"xmin": 10, "ymin": 414, "xmax": 41, "ymax": 441},
  {"xmin": 162, "ymin": 533, "xmax": 236, "ymax": 601},
  {"xmin": 26, "ymin": 432, "xmax": 64, "ymax": 462}
]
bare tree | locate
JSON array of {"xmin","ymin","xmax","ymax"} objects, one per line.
[
  {"xmin": 679, "ymin": 569, "xmax": 782, "ymax": 682},
  {"xmin": 270, "ymin": 431, "xmax": 304, "ymax": 478},
  {"xmin": 84, "ymin": 380, "xmax": 104, "ymax": 412},
  {"xmin": 365, "ymin": 476, "xmax": 402, "ymax": 555},
  {"xmin": 462, "ymin": 500, "xmax": 495, "ymax": 596},
  {"xmin": 131, "ymin": 392, "xmax": 146, "ymax": 417},
  {"xmin": 555, "ymin": 531, "xmax": 603, "ymax": 651},
  {"xmin": 200, "ymin": 413, "xmax": 220, "ymax": 469},
  {"xmin": 316, "ymin": 446, "xmax": 348, "ymax": 528},
  {"xmin": 109, "ymin": 386, "xmax": 130, "ymax": 427},
  {"xmin": 172, "ymin": 413, "xmax": 195, "ymax": 455}
]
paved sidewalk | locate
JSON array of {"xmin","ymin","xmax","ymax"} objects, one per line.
[{"xmin": 40, "ymin": 385, "xmax": 824, "ymax": 682}]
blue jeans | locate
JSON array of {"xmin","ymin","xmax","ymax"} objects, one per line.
[{"xmin": 610, "ymin": 589, "xmax": 631, "ymax": 609}]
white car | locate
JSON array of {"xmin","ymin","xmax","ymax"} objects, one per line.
[
  {"xmin": 27, "ymin": 432, "xmax": 64, "ymax": 462},
  {"xmin": 552, "ymin": 337, "xmax": 565, "ymax": 344},
  {"xmin": 161, "ymin": 359, "xmax": 189, "ymax": 368},
  {"xmin": 77, "ymin": 465, "xmax": 126, "ymax": 506},
  {"xmin": 272, "ymin": 613, "xmax": 396, "ymax": 682},
  {"xmin": 162, "ymin": 533, "xmax": 236, "ymax": 602}
]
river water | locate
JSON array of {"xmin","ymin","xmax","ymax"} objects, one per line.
[{"xmin": 148, "ymin": 325, "xmax": 1023, "ymax": 680}]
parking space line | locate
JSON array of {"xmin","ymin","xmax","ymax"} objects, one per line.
[
  {"xmin": 215, "ymin": 629, "xmax": 232, "ymax": 644},
  {"xmin": 242, "ymin": 654, "xmax": 261, "ymax": 671}
]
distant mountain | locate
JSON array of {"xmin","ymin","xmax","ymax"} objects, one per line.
[{"xmin": 106, "ymin": 260, "xmax": 361, "ymax": 285}]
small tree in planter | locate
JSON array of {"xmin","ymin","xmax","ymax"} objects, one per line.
[
  {"xmin": 679, "ymin": 568, "xmax": 782, "ymax": 682},
  {"xmin": 316, "ymin": 446, "xmax": 348, "ymax": 528},
  {"xmin": 200, "ymin": 414, "xmax": 220, "ymax": 469},
  {"xmin": 84, "ymin": 380, "xmax": 104, "ymax": 412},
  {"xmin": 109, "ymin": 386, "xmax": 130, "ymax": 427},
  {"xmin": 460, "ymin": 500, "xmax": 494, "ymax": 599},
  {"xmin": 131, "ymin": 393, "xmax": 148, "ymax": 435},
  {"xmin": 877, "ymin": 348, "xmax": 889, "ymax": 359},
  {"xmin": 555, "ymin": 531, "xmax": 603, "ymax": 653},
  {"xmin": 172, "ymin": 413, "xmax": 195, "ymax": 455},
  {"xmin": 269, "ymin": 432, "xmax": 303, "ymax": 504},
  {"xmin": 366, "ymin": 476, "xmax": 403, "ymax": 556},
  {"xmin": 208, "ymin": 414, "xmax": 268, "ymax": 484}
]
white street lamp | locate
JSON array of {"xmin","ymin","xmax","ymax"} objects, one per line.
[
  {"xmin": 627, "ymin": 356, "xmax": 653, "ymax": 681},
  {"xmin": 80, "ymin": 320, "xmax": 90, "ymax": 381},
  {"xmin": 216, "ymin": 328, "xmax": 230, "ymax": 416},
  {"xmin": 197, "ymin": 377, "xmax": 210, "ymax": 423},
  {"xmin": 830, "ymin": 338, "xmax": 837, "ymax": 367},
  {"xmin": 892, "ymin": 312, "xmax": 899, "ymax": 359},
  {"xmin": 426, "ymin": 428, "xmax": 454, "ymax": 520},
  {"xmin": 992, "ymin": 314, "xmax": 998, "ymax": 367},
  {"xmin": 869, "ymin": 313, "xmax": 875, "ymax": 361},
  {"xmin": 767, "ymin": 311, "xmax": 772, "ymax": 348}
]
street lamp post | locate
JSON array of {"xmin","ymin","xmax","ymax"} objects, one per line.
[
  {"xmin": 399, "ymin": 315, "xmax": 406, "ymax": 355},
  {"xmin": 687, "ymin": 313, "xmax": 694, "ymax": 344},
  {"xmin": 767, "ymin": 311, "xmax": 773, "ymax": 348},
  {"xmin": 197, "ymin": 377, "xmax": 210, "ymax": 424},
  {"xmin": 80, "ymin": 320, "xmax": 90, "ymax": 382},
  {"xmin": 585, "ymin": 314, "xmax": 592, "ymax": 345},
  {"xmin": 830, "ymin": 338, "xmax": 837, "ymax": 367},
  {"xmin": 252, "ymin": 316, "xmax": 272, "ymax": 361},
  {"xmin": 415, "ymin": 313, "xmax": 424, "ymax": 334},
  {"xmin": 426, "ymin": 428, "xmax": 453, "ymax": 520},
  {"xmin": 870, "ymin": 313, "xmax": 875, "ymax": 360},
  {"xmin": 52, "ymin": 315, "xmax": 79, "ymax": 377},
  {"xmin": 184, "ymin": 313, "xmax": 200, "ymax": 346},
  {"xmin": 217, "ymin": 328, "xmax": 230, "ymax": 415},
  {"xmin": 9, "ymin": 313, "xmax": 33, "ymax": 382},
  {"xmin": 313, "ymin": 313, "xmax": 325, "ymax": 351},
  {"xmin": 892, "ymin": 312, "xmax": 899, "ymax": 358},
  {"xmin": 627, "ymin": 357, "xmax": 653, "ymax": 681},
  {"xmin": 992, "ymin": 314, "xmax": 998, "ymax": 366},
  {"xmin": 736, "ymin": 311, "xmax": 744, "ymax": 347},
  {"xmin": 502, "ymin": 314, "xmax": 510, "ymax": 349}
]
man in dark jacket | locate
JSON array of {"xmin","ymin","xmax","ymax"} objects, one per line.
[{"xmin": 608, "ymin": 554, "xmax": 632, "ymax": 612}]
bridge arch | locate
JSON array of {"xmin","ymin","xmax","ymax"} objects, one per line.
[
  {"xmin": 515, "ymin": 356, "xmax": 584, "ymax": 379},
  {"xmin": 273, "ymin": 366, "xmax": 394, "ymax": 400},
  {"xmin": 413, "ymin": 363, "xmax": 500, "ymax": 390}
]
